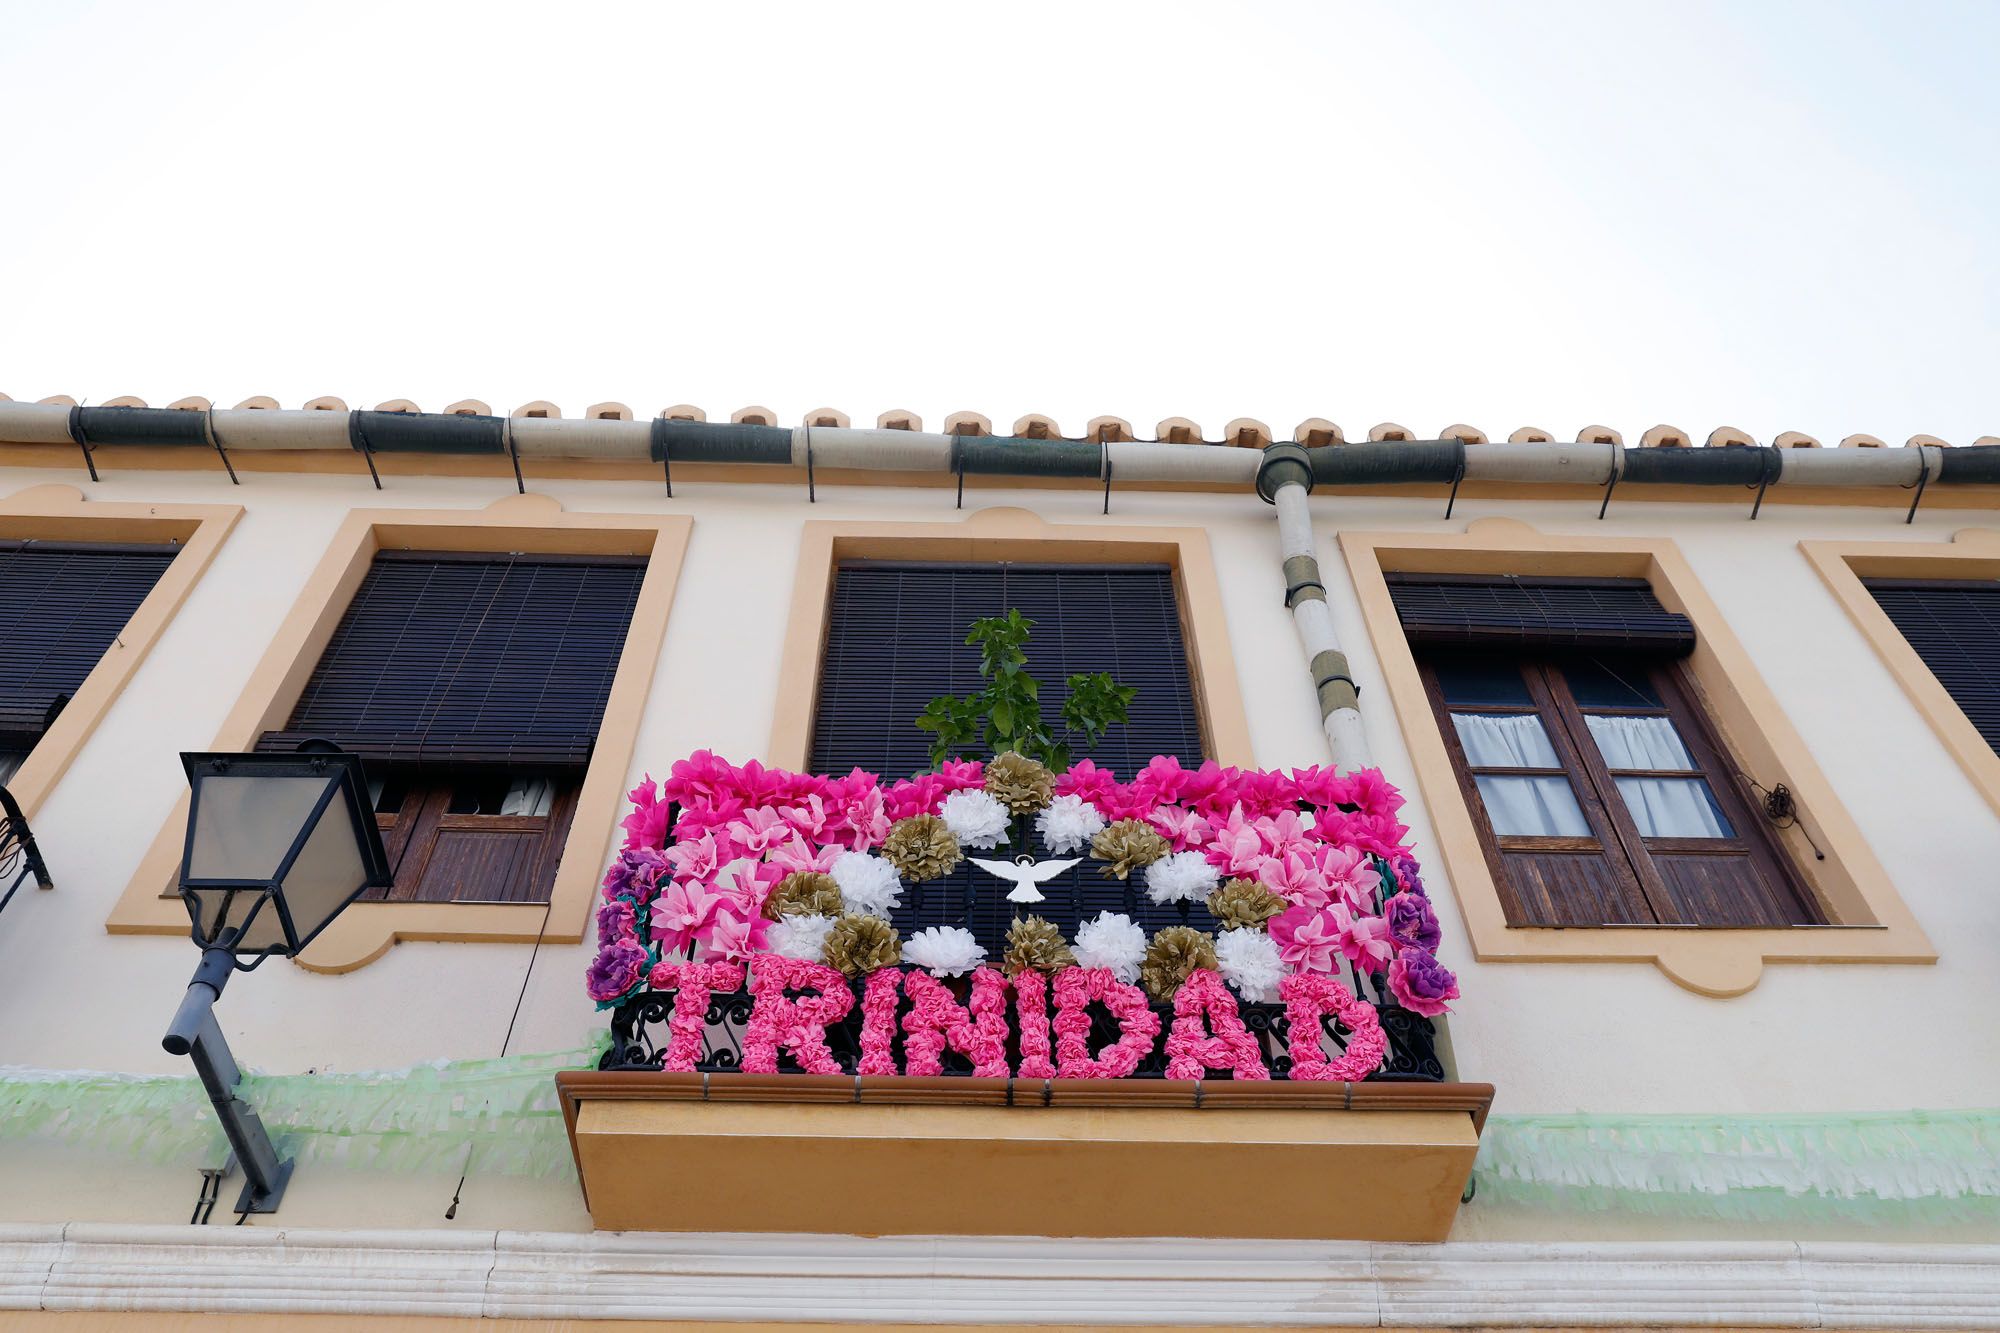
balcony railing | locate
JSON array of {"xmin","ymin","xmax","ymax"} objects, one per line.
[{"xmin": 0, "ymin": 786, "xmax": 51, "ymax": 917}]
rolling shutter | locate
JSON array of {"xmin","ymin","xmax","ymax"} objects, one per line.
[
  {"xmin": 260, "ymin": 551, "xmax": 646, "ymax": 770},
  {"xmin": 1863, "ymin": 578, "xmax": 2000, "ymax": 754},
  {"xmin": 0, "ymin": 541, "xmax": 177, "ymax": 745},
  {"xmin": 1387, "ymin": 574, "xmax": 1695, "ymax": 654}
]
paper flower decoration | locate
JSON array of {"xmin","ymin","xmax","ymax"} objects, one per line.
[
  {"xmin": 831, "ymin": 850, "xmax": 904, "ymax": 916},
  {"xmin": 1092, "ymin": 819, "xmax": 1170, "ymax": 879},
  {"xmin": 881, "ymin": 814, "xmax": 961, "ymax": 882},
  {"xmin": 767, "ymin": 913, "xmax": 836, "ymax": 963},
  {"xmin": 902, "ymin": 925, "xmax": 988, "ymax": 977},
  {"xmin": 1072, "ymin": 910, "xmax": 1147, "ymax": 985},
  {"xmin": 1143, "ymin": 849, "xmax": 1220, "ymax": 906},
  {"xmin": 984, "ymin": 750, "xmax": 1055, "ymax": 814},
  {"xmin": 1002, "ymin": 915, "xmax": 1075, "ymax": 975},
  {"xmin": 940, "ymin": 788, "xmax": 1012, "ymax": 851},
  {"xmin": 1036, "ymin": 793, "xmax": 1106, "ymax": 855},
  {"xmin": 824, "ymin": 912, "xmax": 902, "ymax": 976},
  {"xmin": 1140, "ymin": 925, "xmax": 1218, "ymax": 1002},
  {"xmin": 1215, "ymin": 926, "xmax": 1285, "ymax": 1002}
]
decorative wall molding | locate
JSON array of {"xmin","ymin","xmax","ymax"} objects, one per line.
[{"xmin": 4, "ymin": 1224, "xmax": 2000, "ymax": 1326}]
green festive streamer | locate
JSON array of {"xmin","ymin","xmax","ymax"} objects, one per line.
[
  {"xmin": 8, "ymin": 1043, "xmax": 2000, "ymax": 1221},
  {"xmin": 1474, "ymin": 1108, "xmax": 2000, "ymax": 1222},
  {"xmin": 0, "ymin": 1038, "xmax": 605, "ymax": 1181}
]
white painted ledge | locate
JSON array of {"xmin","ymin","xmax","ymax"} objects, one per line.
[{"xmin": 2, "ymin": 1224, "xmax": 1999, "ymax": 1326}]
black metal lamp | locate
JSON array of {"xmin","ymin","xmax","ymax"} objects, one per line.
[{"xmin": 162, "ymin": 749, "xmax": 391, "ymax": 1215}]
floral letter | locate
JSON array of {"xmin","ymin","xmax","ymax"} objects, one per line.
[
  {"xmin": 1051, "ymin": 966, "xmax": 1162, "ymax": 1079},
  {"xmin": 1163, "ymin": 969, "xmax": 1270, "ymax": 1082},
  {"xmin": 742, "ymin": 955, "xmax": 854, "ymax": 1075},
  {"xmin": 901, "ymin": 968, "xmax": 1011, "ymax": 1078},
  {"xmin": 1278, "ymin": 972, "xmax": 1387, "ymax": 1081}
]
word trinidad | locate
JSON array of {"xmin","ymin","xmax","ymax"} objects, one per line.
[{"xmin": 587, "ymin": 752, "xmax": 1459, "ymax": 1081}]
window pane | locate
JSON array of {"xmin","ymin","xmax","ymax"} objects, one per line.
[
  {"xmin": 500, "ymin": 776, "xmax": 555, "ymax": 817},
  {"xmin": 1453, "ymin": 712, "xmax": 1562, "ymax": 768},
  {"xmin": 1616, "ymin": 777, "xmax": 1734, "ymax": 838},
  {"xmin": 1584, "ymin": 713, "xmax": 1695, "ymax": 770},
  {"xmin": 1432, "ymin": 656, "xmax": 1532, "ymax": 706},
  {"xmin": 1474, "ymin": 775, "xmax": 1592, "ymax": 837},
  {"xmin": 1562, "ymin": 658, "xmax": 1663, "ymax": 708}
]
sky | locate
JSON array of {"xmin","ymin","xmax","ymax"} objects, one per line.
[{"xmin": 0, "ymin": 1, "xmax": 1994, "ymax": 446}]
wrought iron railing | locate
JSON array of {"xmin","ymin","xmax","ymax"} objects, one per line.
[{"xmin": 0, "ymin": 786, "xmax": 52, "ymax": 917}]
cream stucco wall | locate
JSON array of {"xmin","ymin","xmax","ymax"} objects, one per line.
[{"xmin": 0, "ymin": 466, "xmax": 1995, "ymax": 1241}]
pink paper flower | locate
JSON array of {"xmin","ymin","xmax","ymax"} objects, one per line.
[
  {"xmin": 885, "ymin": 774, "xmax": 947, "ymax": 821},
  {"xmin": 1149, "ymin": 804, "xmax": 1213, "ymax": 852},
  {"xmin": 1269, "ymin": 902, "xmax": 1343, "ymax": 974},
  {"xmin": 1256, "ymin": 850, "xmax": 1331, "ymax": 908},
  {"xmin": 1053, "ymin": 758, "xmax": 1118, "ymax": 804},
  {"xmin": 1331, "ymin": 903, "xmax": 1396, "ymax": 973},
  {"xmin": 937, "ymin": 758, "xmax": 986, "ymax": 791},
  {"xmin": 699, "ymin": 905, "xmax": 771, "ymax": 963},
  {"xmin": 650, "ymin": 877, "xmax": 722, "ymax": 957},
  {"xmin": 765, "ymin": 835, "xmax": 840, "ymax": 877},
  {"xmin": 725, "ymin": 807, "xmax": 794, "ymax": 857},
  {"xmin": 1203, "ymin": 804, "xmax": 1269, "ymax": 877}
]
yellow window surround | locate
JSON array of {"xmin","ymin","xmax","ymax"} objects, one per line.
[
  {"xmin": 1801, "ymin": 528, "xmax": 2000, "ymax": 823},
  {"xmin": 1340, "ymin": 517, "xmax": 1932, "ymax": 997},
  {"xmin": 767, "ymin": 504, "xmax": 1255, "ymax": 772},
  {"xmin": 106, "ymin": 494, "xmax": 692, "ymax": 973},
  {"xmin": 0, "ymin": 484, "xmax": 241, "ymax": 821}
]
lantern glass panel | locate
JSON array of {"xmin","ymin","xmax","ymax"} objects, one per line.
[
  {"xmin": 188, "ymin": 774, "xmax": 335, "ymax": 883},
  {"xmin": 277, "ymin": 785, "xmax": 374, "ymax": 944}
]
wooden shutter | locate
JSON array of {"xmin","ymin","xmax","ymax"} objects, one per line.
[
  {"xmin": 0, "ymin": 541, "xmax": 177, "ymax": 746},
  {"xmin": 1862, "ymin": 578, "xmax": 2000, "ymax": 754},
  {"xmin": 1387, "ymin": 573, "xmax": 1695, "ymax": 654},
  {"xmin": 811, "ymin": 562, "xmax": 1205, "ymax": 953},
  {"xmin": 260, "ymin": 552, "xmax": 646, "ymax": 769},
  {"xmin": 809, "ymin": 563, "xmax": 1204, "ymax": 780}
]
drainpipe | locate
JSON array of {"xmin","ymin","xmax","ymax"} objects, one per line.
[{"xmin": 1257, "ymin": 442, "xmax": 1368, "ymax": 773}]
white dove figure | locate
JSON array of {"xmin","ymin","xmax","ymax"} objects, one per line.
[{"xmin": 969, "ymin": 853, "xmax": 1082, "ymax": 904}]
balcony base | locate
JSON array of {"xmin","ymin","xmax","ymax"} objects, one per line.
[{"xmin": 556, "ymin": 1072, "xmax": 1493, "ymax": 1241}]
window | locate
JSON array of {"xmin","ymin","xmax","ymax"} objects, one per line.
[
  {"xmin": 257, "ymin": 551, "xmax": 646, "ymax": 904},
  {"xmin": 810, "ymin": 560, "xmax": 1204, "ymax": 949},
  {"xmin": 1395, "ymin": 574, "xmax": 1818, "ymax": 928},
  {"xmin": 1860, "ymin": 578, "xmax": 2000, "ymax": 757},
  {"xmin": 0, "ymin": 539, "xmax": 177, "ymax": 779}
]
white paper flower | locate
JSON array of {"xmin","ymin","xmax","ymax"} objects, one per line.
[
  {"xmin": 1215, "ymin": 927, "xmax": 1285, "ymax": 1003},
  {"xmin": 902, "ymin": 925, "xmax": 988, "ymax": 977},
  {"xmin": 941, "ymin": 788, "xmax": 1012, "ymax": 851},
  {"xmin": 768, "ymin": 913, "xmax": 835, "ymax": 963},
  {"xmin": 1036, "ymin": 793, "xmax": 1106, "ymax": 855},
  {"xmin": 1143, "ymin": 849, "xmax": 1220, "ymax": 906},
  {"xmin": 1072, "ymin": 911, "xmax": 1147, "ymax": 985},
  {"xmin": 832, "ymin": 850, "xmax": 904, "ymax": 916}
]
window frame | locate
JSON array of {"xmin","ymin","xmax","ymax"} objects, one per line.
[
  {"xmin": 1419, "ymin": 648, "xmax": 1819, "ymax": 928},
  {"xmin": 0, "ymin": 485, "xmax": 240, "ymax": 819},
  {"xmin": 1342, "ymin": 517, "xmax": 1931, "ymax": 997},
  {"xmin": 769, "ymin": 505, "xmax": 1255, "ymax": 772},
  {"xmin": 1803, "ymin": 530, "xmax": 2000, "ymax": 822},
  {"xmin": 108, "ymin": 494, "xmax": 691, "ymax": 972}
]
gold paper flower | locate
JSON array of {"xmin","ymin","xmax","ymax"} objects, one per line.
[
  {"xmin": 764, "ymin": 872, "xmax": 842, "ymax": 921},
  {"xmin": 1091, "ymin": 818, "xmax": 1170, "ymax": 879},
  {"xmin": 882, "ymin": 814, "xmax": 961, "ymax": 882},
  {"xmin": 1002, "ymin": 915, "xmax": 1075, "ymax": 975},
  {"xmin": 1140, "ymin": 925, "xmax": 1218, "ymax": 1002},
  {"xmin": 984, "ymin": 750, "xmax": 1055, "ymax": 815},
  {"xmin": 824, "ymin": 912, "xmax": 902, "ymax": 977},
  {"xmin": 1207, "ymin": 878, "xmax": 1285, "ymax": 931}
]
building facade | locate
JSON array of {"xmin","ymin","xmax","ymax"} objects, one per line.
[{"xmin": 0, "ymin": 397, "xmax": 1996, "ymax": 1328}]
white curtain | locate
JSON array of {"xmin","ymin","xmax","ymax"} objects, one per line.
[
  {"xmin": 1453, "ymin": 714, "xmax": 1590, "ymax": 837},
  {"xmin": 500, "ymin": 777, "xmax": 555, "ymax": 817},
  {"xmin": 1583, "ymin": 715, "xmax": 1730, "ymax": 838}
]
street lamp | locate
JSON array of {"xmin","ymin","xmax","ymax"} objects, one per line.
[{"xmin": 162, "ymin": 749, "xmax": 391, "ymax": 1214}]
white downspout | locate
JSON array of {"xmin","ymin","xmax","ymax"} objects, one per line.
[{"xmin": 1259, "ymin": 443, "xmax": 1369, "ymax": 774}]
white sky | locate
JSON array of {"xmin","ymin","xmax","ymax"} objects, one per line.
[{"xmin": 2, "ymin": 1, "xmax": 1994, "ymax": 445}]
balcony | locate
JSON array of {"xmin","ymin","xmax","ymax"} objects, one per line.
[{"xmin": 562, "ymin": 754, "xmax": 1492, "ymax": 1241}]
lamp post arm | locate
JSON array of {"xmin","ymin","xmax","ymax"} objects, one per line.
[{"xmin": 160, "ymin": 948, "xmax": 294, "ymax": 1215}]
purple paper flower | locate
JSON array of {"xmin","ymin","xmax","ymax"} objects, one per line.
[
  {"xmin": 596, "ymin": 898, "xmax": 638, "ymax": 944},
  {"xmin": 586, "ymin": 939, "xmax": 650, "ymax": 1005},
  {"xmin": 1391, "ymin": 854, "xmax": 1426, "ymax": 898},
  {"xmin": 1386, "ymin": 947, "xmax": 1459, "ymax": 1018},
  {"xmin": 602, "ymin": 848, "xmax": 668, "ymax": 904},
  {"xmin": 1383, "ymin": 891, "xmax": 1441, "ymax": 954}
]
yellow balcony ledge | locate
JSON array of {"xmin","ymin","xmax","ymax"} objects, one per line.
[{"xmin": 556, "ymin": 1071, "xmax": 1493, "ymax": 1241}]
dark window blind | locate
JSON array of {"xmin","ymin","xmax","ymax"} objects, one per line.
[
  {"xmin": 0, "ymin": 541, "xmax": 177, "ymax": 744},
  {"xmin": 809, "ymin": 562, "xmax": 1204, "ymax": 781},
  {"xmin": 1863, "ymin": 578, "xmax": 2000, "ymax": 754},
  {"xmin": 1387, "ymin": 573, "xmax": 1695, "ymax": 654},
  {"xmin": 259, "ymin": 552, "xmax": 645, "ymax": 769}
]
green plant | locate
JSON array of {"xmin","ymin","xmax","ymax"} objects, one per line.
[{"xmin": 914, "ymin": 608, "xmax": 1136, "ymax": 771}]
